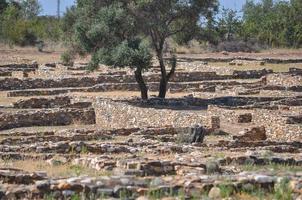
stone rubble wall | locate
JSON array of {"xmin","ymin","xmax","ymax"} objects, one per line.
[
  {"xmin": 7, "ymin": 78, "xmax": 267, "ymax": 97},
  {"xmin": 0, "ymin": 63, "xmax": 38, "ymax": 69},
  {"xmin": 208, "ymin": 106, "xmax": 302, "ymax": 141},
  {"xmin": 88, "ymin": 82, "xmax": 217, "ymax": 93},
  {"xmin": 95, "ymin": 99, "xmax": 206, "ymax": 129},
  {"xmin": 0, "ymin": 108, "xmax": 96, "ymax": 131},
  {"xmin": 0, "ymin": 69, "xmax": 275, "ymax": 91},
  {"xmin": 286, "ymin": 115, "xmax": 302, "ymax": 124},
  {"xmin": 177, "ymin": 56, "xmax": 302, "ymax": 64},
  {"xmin": 13, "ymin": 96, "xmax": 71, "ymax": 109},
  {"xmin": 7, "ymin": 88, "xmax": 84, "ymax": 97},
  {"xmin": 233, "ymin": 69, "xmax": 273, "ymax": 79}
]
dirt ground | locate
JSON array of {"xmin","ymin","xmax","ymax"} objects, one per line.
[{"xmin": 1, "ymin": 44, "xmax": 302, "ymax": 64}]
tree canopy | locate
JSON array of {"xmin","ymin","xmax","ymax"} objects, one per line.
[
  {"xmin": 242, "ymin": 0, "xmax": 302, "ymax": 47},
  {"xmin": 73, "ymin": 0, "xmax": 218, "ymax": 99}
]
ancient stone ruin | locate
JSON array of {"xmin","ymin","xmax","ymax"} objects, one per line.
[{"xmin": 0, "ymin": 55, "xmax": 301, "ymax": 199}]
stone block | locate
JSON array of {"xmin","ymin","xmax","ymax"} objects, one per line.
[
  {"xmin": 238, "ymin": 113, "xmax": 252, "ymax": 123},
  {"xmin": 234, "ymin": 126, "xmax": 267, "ymax": 141},
  {"xmin": 211, "ymin": 116, "xmax": 220, "ymax": 130}
]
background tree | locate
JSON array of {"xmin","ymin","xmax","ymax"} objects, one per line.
[
  {"xmin": 20, "ymin": 0, "xmax": 41, "ymax": 19},
  {"xmin": 0, "ymin": 0, "xmax": 8, "ymax": 13},
  {"xmin": 217, "ymin": 8, "xmax": 242, "ymax": 41},
  {"xmin": 61, "ymin": 6, "xmax": 77, "ymax": 44},
  {"xmin": 241, "ymin": 0, "xmax": 302, "ymax": 48}
]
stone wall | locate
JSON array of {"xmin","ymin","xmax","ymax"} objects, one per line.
[
  {"xmin": 0, "ymin": 108, "xmax": 96, "ymax": 130},
  {"xmin": 0, "ymin": 69, "xmax": 276, "ymax": 91},
  {"xmin": 7, "ymin": 88, "xmax": 84, "ymax": 97},
  {"xmin": 13, "ymin": 96, "xmax": 71, "ymax": 109},
  {"xmin": 286, "ymin": 115, "xmax": 302, "ymax": 124},
  {"xmin": 177, "ymin": 56, "xmax": 302, "ymax": 64},
  {"xmin": 207, "ymin": 106, "xmax": 302, "ymax": 141},
  {"xmin": 0, "ymin": 63, "xmax": 38, "ymax": 69},
  {"xmin": 7, "ymin": 78, "xmax": 267, "ymax": 97},
  {"xmin": 233, "ymin": 69, "xmax": 273, "ymax": 79},
  {"xmin": 87, "ymin": 82, "xmax": 216, "ymax": 93},
  {"xmin": 95, "ymin": 99, "xmax": 205, "ymax": 129}
]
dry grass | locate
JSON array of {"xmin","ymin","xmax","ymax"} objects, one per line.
[
  {"xmin": 173, "ymin": 40, "xmax": 207, "ymax": 54},
  {"xmin": 0, "ymin": 43, "xmax": 88, "ymax": 65},
  {"xmin": 0, "ymin": 159, "xmax": 111, "ymax": 178},
  {"xmin": 260, "ymin": 48, "xmax": 302, "ymax": 54}
]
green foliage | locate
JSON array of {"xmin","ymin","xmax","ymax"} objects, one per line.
[
  {"xmin": 196, "ymin": 0, "xmax": 302, "ymax": 49},
  {"xmin": 75, "ymin": 3, "xmax": 151, "ymax": 71},
  {"xmin": 70, "ymin": 193, "xmax": 81, "ymax": 200},
  {"xmin": 218, "ymin": 184, "xmax": 234, "ymax": 198},
  {"xmin": 218, "ymin": 8, "xmax": 242, "ymax": 41},
  {"xmin": 0, "ymin": 0, "xmax": 8, "ymax": 13},
  {"xmin": 19, "ymin": 0, "xmax": 41, "ymax": 19},
  {"xmin": 69, "ymin": 165, "xmax": 83, "ymax": 176},
  {"xmin": 43, "ymin": 193, "xmax": 55, "ymax": 200},
  {"xmin": 274, "ymin": 178, "xmax": 292, "ymax": 200},
  {"xmin": 242, "ymin": 0, "xmax": 302, "ymax": 48},
  {"xmin": 0, "ymin": 1, "xmax": 60, "ymax": 46},
  {"xmin": 61, "ymin": 51, "xmax": 75, "ymax": 66},
  {"xmin": 72, "ymin": 0, "xmax": 218, "ymax": 98},
  {"xmin": 34, "ymin": 17, "xmax": 62, "ymax": 42},
  {"xmin": 61, "ymin": 6, "xmax": 77, "ymax": 44},
  {"xmin": 0, "ymin": 5, "xmax": 37, "ymax": 46}
]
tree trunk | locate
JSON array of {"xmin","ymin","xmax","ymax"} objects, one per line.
[
  {"xmin": 158, "ymin": 53, "xmax": 167, "ymax": 98},
  {"xmin": 153, "ymin": 38, "xmax": 177, "ymax": 99},
  {"xmin": 158, "ymin": 55, "xmax": 177, "ymax": 99},
  {"xmin": 135, "ymin": 68, "xmax": 148, "ymax": 100},
  {"xmin": 158, "ymin": 77, "xmax": 167, "ymax": 98}
]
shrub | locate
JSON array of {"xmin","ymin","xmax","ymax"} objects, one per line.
[
  {"xmin": 61, "ymin": 51, "xmax": 75, "ymax": 66},
  {"xmin": 36, "ymin": 40, "xmax": 44, "ymax": 52}
]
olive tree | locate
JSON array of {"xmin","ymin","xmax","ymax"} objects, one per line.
[
  {"xmin": 75, "ymin": 3, "xmax": 152, "ymax": 99},
  {"xmin": 73, "ymin": 0, "xmax": 218, "ymax": 99},
  {"xmin": 129, "ymin": 0, "xmax": 218, "ymax": 98},
  {"xmin": 0, "ymin": 0, "xmax": 8, "ymax": 13}
]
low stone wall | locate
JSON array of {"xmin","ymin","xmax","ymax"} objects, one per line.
[
  {"xmin": 233, "ymin": 69, "xmax": 273, "ymax": 79},
  {"xmin": 177, "ymin": 56, "xmax": 302, "ymax": 64},
  {"xmin": 0, "ymin": 108, "xmax": 96, "ymax": 130},
  {"xmin": 13, "ymin": 96, "xmax": 71, "ymax": 109},
  {"xmin": 0, "ymin": 69, "xmax": 275, "ymax": 91},
  {"xmin": 7, "ymin": 88, "xmax": 84, "ymax": 97},
  {"xmin": 289, "ymin": 67, "xmax": 302, "ymax": 75},
  {"xmin": 263, "ymin": 85, "xmax": 302, "ymax": 92},
  {"xmin": 207, "ymin": 106, "xmax": 302, "ymax": 141},
  {"xmin": 286, "ymin": 115, "xmax": 302, "ymax": 124},
  {"xmin": 95, "ymin": 99, "xmax": 206, "ymax": 129},
  {"xmin": 7, "ymin": 78, "xmax": 266, "ymax": 97},
  {"xmin": 0, "ymin": 63, "xmax": 38, "ymax": 69},
  {"xmin": 88, "ymin": 82, "xmax": 217, "ymax": 93}
]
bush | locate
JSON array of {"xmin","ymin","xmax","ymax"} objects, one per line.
[
  {"xmin": 3, "ymin": 19, "xmax": 38, "ymax": 46},
  {"xmin": 215, "ymin": 40, "xmax": 261, "ymax": 53},
  {"xmin": 36, "ymin": 40, "xmax": 44, "ymax": 52},
  {"xmin": 0, "ymin": 3, "xmax": 60, "ymax": 46},
  {"xmin": 61, "ymin": 51, "xmax": 75, "ymax": 66}
]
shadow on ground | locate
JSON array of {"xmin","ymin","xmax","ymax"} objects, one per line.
[{"xmin": 115, "ymin": 96, "xmax": 298, "ymax": 111}]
